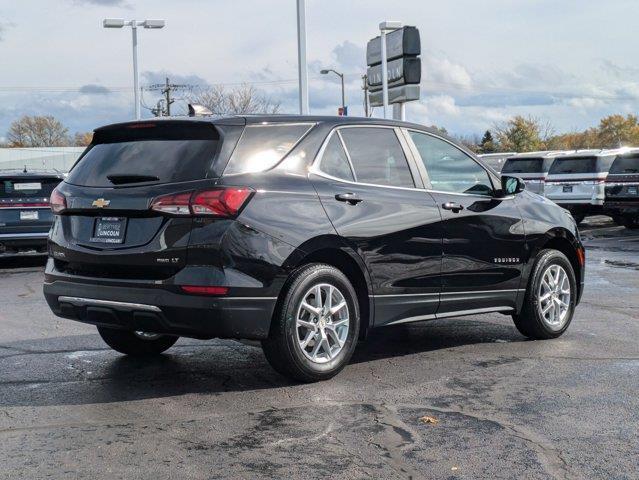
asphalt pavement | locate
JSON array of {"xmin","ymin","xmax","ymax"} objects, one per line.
[{"xmin": 1, "ymin": 216, "xmax": 638, "ymax": 479}]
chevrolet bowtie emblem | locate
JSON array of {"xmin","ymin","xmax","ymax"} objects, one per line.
[{"xmin": 92, "ymin": 198, "xmax": 110, "ymax": 208}]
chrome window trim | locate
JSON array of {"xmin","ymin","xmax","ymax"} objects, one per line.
[
  {"xmin": 335, "ymin": 130, "xmax": 357, "ymax": 181},
  {"xmin": 312, "ymin": 124, "xmax": 419, "ymax": 190}
]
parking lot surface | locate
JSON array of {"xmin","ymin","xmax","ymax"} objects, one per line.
[{"xmin": 1, "ymin": 216, "xmax": 638, "ymax": 479}]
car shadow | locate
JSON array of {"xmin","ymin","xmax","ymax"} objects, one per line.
[{"xmin": 0, "ymin": 318, "xmax": 524, "ymax": 408}]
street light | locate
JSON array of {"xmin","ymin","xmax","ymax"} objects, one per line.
[
  {"xmin": 320, "ymin": 69, "xmax": 345, "ymax": 114},
  {"xmin": 102, "ymin": 18, "xmax": 166, "ymax": 120}
]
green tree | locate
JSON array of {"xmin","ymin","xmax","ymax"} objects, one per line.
[
  {"xmin": 494, "ymin": 116, "xmax": 552, "ymax": 152},
  {"xmin": 7, "ymin": 115, "xmax": 69, "ymax": 147},
  {"xmin": 479, "ymin": 130, "xmax": 495, "ymax": 153}
]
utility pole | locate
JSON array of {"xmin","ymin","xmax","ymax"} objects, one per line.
[
  {"xmin": 362, "ymin": 74, "xmax": 370, "ymax": 117},
  {"xmin": 162, "ymin": 77, "xmax": 174, "ymax": 116},
  {"xmin": 146, "ymin": 78, "xmax": 191, "ymax": 116}
]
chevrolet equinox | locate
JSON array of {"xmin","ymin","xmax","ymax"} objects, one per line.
[{"xmin": 44, "ymin": 116, "xmax": 585, "ymax": 382}]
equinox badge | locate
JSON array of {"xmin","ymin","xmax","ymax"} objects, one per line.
[{"xmin": 92, "ymin": 198, "xmax": 110, "ymax": 208}]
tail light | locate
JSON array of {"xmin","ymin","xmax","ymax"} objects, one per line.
[
  {"xmin": 150, "ymin": 187, "xmax": 253, "ymax": 218},
  {"xmin": 50, "ymin": 187, "xmax": 67, "ymax": 214}
]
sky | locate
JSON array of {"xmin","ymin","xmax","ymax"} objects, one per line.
[{"xmin": 1, "ymin": 0, "xmax": 639, "ymax": 140}]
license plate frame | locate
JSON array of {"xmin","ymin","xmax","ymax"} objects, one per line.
[
  {"xmin": 562, "ymin": 185, "xmax": 573, "ymax": 193},
  {"xmin": 90, "ymin": 217, "xmax": 127, "ymax": 244},
  {"xmin": 20, "ymin": 210, "xmax": 39, "ymax": 221}
]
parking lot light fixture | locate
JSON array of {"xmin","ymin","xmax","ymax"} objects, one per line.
[
  {"xmin": 102, "ymin": 18, "xmax": 166, "ymax": 120},
  {"xmin": 320, "ymin": 68, "xmax": 346, "ymax": 112}
]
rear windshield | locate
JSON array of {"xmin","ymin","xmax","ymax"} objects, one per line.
[
  {"xmin": 501, "ymin": 158, "xmax": 543, "ymax": 174},
  {"xmin": 610, "ymin": 155, "xmax": 639, "ymax": 174},
  {"xmin": 66, "ymin": 123, "xmax": 220, "ymax": 187},
  {"xmin": 0, "ymin": 177, "xmax": 61, "ymax": 199},
  {"xmin": 549, "ymin": 157, "xmax": 596, "ymax": 174}
]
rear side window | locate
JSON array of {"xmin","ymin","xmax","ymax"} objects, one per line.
[
  {"xmin": 319, "ymin": 134, "xmax": 354, "ymax": 181},
  {"xmin": 224, "ymin": 123, "xmax": 313, "ymax": 175},
  {"xmin": 610, "ymin": 155, "xmax": 639, "ymax": 174},
  {"xmin": 66, "ymin": 123, "xmax": 220, "ymax": 187},
  {"xmin": 339, "ymin": 128, "xmax": 414, "ymax": 188},
  {"xmin": 0, "ymin": 178, "xmax": 60, "ymax": 198},
  {"xmin": 409, "ymin": 131, "xmax": 494, "ymax": 196},
  {"xmin": 502, "ymin": 158, "xmax": 543, "ymax": 174},
  {"xmin": 549, "ymin": 157, "xmax": 596, "ymax": 174}
]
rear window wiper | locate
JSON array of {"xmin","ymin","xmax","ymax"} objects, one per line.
[{"xmin": 106, "ymin": 174, "xmax": 160, "ymax": 185}]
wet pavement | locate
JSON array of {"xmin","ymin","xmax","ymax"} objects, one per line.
[{"xmin": 1, "ymin": 216, "xmax": 638, "ymax": 479}]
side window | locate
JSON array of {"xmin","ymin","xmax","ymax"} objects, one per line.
[
  {"xmin": 409, "ymin": 131, "xmax": 494, "ymax": 196},
  {"xmin": 340, "ymin": 128, "xmax": 414, "ymax": 188},
  {"xmin": 319, "ymin": 134, "xmax": 355, "ymax": 181}
]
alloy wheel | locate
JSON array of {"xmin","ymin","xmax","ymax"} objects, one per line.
[
  {"xmin": 537, "ymin": 264, "xmax": 571, "ymax": 330},
  {"xmin": 295, "ymin": 283, "xmax": 350, "ymax": 364}
]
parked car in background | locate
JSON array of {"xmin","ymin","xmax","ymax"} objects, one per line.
[
  {"xmin": 0, "ymin": 169, "xmax": 64, "ymax": 256},
  {"xmin": 544, "ymin": 149, "xmax": 619, "ymax": 224},
  {"xmin": 477, "ymin": 152, "xmax": 516, "ymax": 173},
  {"xmin": 604, "ymin": 148, "xmax": 639, "ymax": 229},
  {"xmin": 43, "ymin": 116, "xmax": 584, "ymax": 382},
  {"xmin": 501, "ymin": 151, "xmax": 573, "ymax": 196}
]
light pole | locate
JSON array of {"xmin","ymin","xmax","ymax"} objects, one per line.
[
  {"xmin": 296, "ymin": 0, "xmax": 309, "ymax": 115},
  {"xmin": 102, "ymin": 18, "xmax": 166, "ymax": 120},
  {"xmin": 320, "ymin": 69, "xmax": 345, "ymax": 113},
  {"xmin": 379, "ymin": 21, "xmax": 402, "ymax": 119}
]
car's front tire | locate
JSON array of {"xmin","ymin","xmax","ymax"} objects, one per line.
[
  {"xmin": 512, "ymin": 249, "xmax": 577, "ymax": 339},
  {"xmin": 97, "ymin": 326, "xmax": 179, "ymax": 356},
  {"xmin": 262, "ymin": 263, "xmax": 360, "ymax": 382}
]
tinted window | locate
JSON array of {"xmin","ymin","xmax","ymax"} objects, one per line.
[
  {"xmin": 67, "ymin": 123, "xmax": 220, "ymax": 187},
  {"xmin": 225, "ymin": 124, "xmax": 313, "ymax": 175},
  {"xmin": 0, "ymin": 177, "xmax": 60, "ymax": 199},
  {"xmin": 320, "ymin": 134, "xmax": 354, "ymax": 181},
  {"xmin": 549, "ymin": 157, "xmax": 596, "ymax": 174},
  {"xmin": 409, "ymin": 131, "xmax": 493, "ymax": 195},
  {"xmin": 610, "ymin": 155, "xmax": 639, "ymax": 174},
  {"xmin": 502, "ymin": 158, "xmax": 544, "ymax": 174},
  {"xmin": 339, "ymin": 128, "xmax": 414, "ymax": 187}
]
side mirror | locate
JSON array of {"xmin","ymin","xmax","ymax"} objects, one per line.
[{"xmin": 501, "ymin": 175, "xmax": 525, "ymax": 196}]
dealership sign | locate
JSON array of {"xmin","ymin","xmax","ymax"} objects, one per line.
[{"xmin": 366, "ymin": 26, "xmax": 421, "ymax": 107}]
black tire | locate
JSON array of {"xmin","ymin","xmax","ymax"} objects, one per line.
[
  {"xmin": 621, "ymin": 217, "xmax": 639, "ymax": 229},
  {"xmin": 97, "ymin": 326, "xmax": 178, "ymax": 356},
  {"xmin": 512, "ymin": 249, "xmax": 577, "ymax": 340},
  {"xmin": 261, "ymin": 263, "xmax": 360, "ymax": 383}
]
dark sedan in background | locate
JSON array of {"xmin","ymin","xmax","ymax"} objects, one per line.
[{"xmin": 0, "ymin": 169, "xmax": 64, "ymax": 256}]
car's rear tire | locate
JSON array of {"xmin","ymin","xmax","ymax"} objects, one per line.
[
  {"xmin": 97, "ymin": 326, "xmax": 179, "ymax": 356},
  {"xmin": 262, "ymin": 263, "xmax": 360, "ymax": 383},
  {"xmin": 512, "ymin": 249, "xmax": 577, "ymax": 339}
]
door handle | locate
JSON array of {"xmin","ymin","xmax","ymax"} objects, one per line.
[
  {"xmin": 335, "ymin": 193, "xmax": 363, "ymax": 205},
  {"xmin": 442, "ymin": 201, "xmax": 464, "ymax": 213}
]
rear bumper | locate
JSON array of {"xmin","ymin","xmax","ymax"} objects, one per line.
[
  {"xmin": 0, "ymin": 231, "xmax": 49, "ymax": 256},
  {"xmin": 43, "ymin": 277, "xmax": 278, "ymax": 340}
]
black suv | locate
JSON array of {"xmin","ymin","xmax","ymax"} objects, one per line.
[
  {"xmin": 44, "ymin": 116, "xmax": 585, "ymax": 382},
  {"xmin": 1, "ymin": 169, "xmax": 64, "ymax": 257}
]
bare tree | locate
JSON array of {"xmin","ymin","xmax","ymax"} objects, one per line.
[
  {"xmin": 188, "ymin": 84, "xmax": 280, "ymax": 115},
  {"xmin": 7, "ymin": 115, "xmax": 70, "ymax": 147}
]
